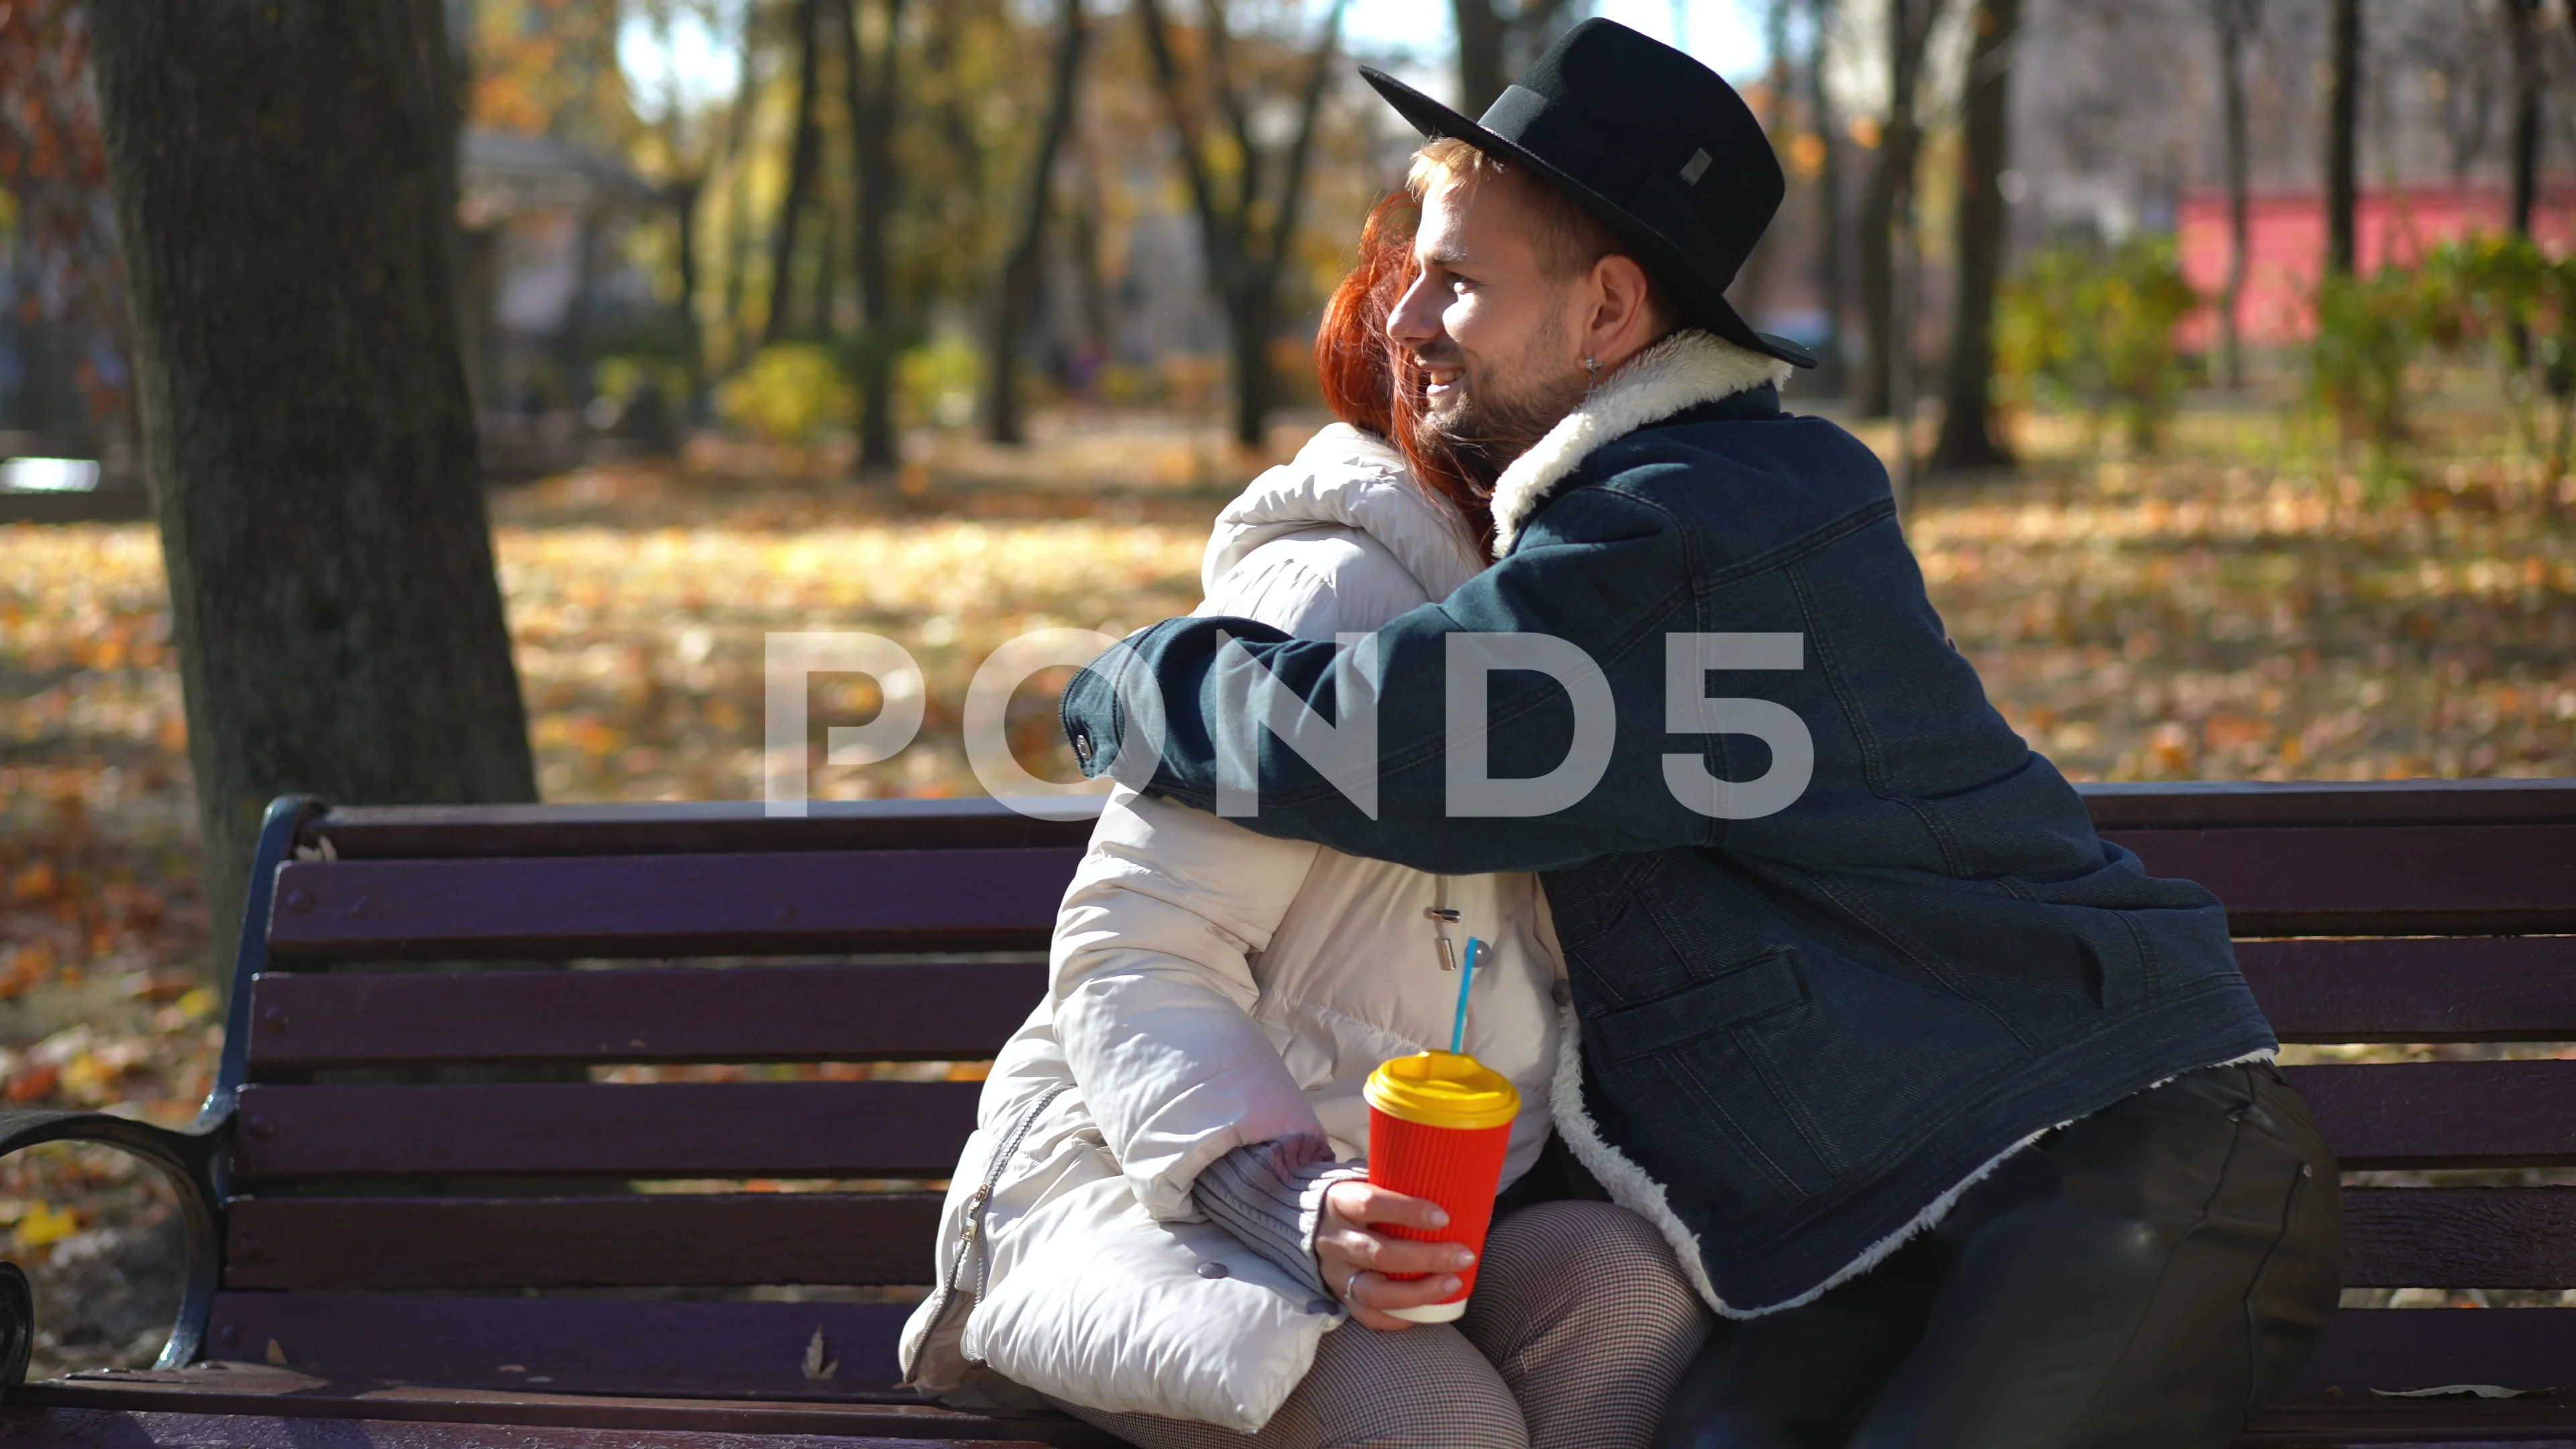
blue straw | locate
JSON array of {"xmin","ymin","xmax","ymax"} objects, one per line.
[{"xmin": 1450, "ymin": 937, "xmax": 1485, "ymax": 1054}]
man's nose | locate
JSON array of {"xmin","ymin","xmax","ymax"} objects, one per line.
[{"xmin": 1387, "ymin": 272, "xmax": 1440, "ymax": 349}]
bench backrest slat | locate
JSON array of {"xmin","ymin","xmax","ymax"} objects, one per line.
[
  {"xmin": 205, "ymin": 1294, "xmax": 917, "ymax": 1401},
  {"xmin": 2340, "ymin": 1187, "xmax": 2576, "ymax": 1290},
  {"xmin": 222, "ymin": 1188, "xmax": 2576, "ymax": 1298},
  {"xmin": 299, "ymin": 798, "xmax": 1097, "ymax": 859},
  {"xmin": 245, "ymin": 962, "xmax": 1044, "ymax": 1069},
  {"xmin": 231, "ymin": 1081, "xmax": 980, "ymax": 1179},
  {"xmin": 2288, "ymin": 1061, "xmax": 2576, "ymax": 1169},
  {"xmin": 2279, "ymin": 1305, "xmax": 2576, "ymax": 1403},
  {"xmin": 2239, "ymin": 937, "xmax": 2576, "ymax": 1041},
  {"xmin": 2103, "ymin": 822, "xmax": 2576, "ymax": 934},
  {"xmin": 264, "ymin": 849, "xmax": 1081, "ymax": 961},
  {"xmin": 224, "ymin": 1195, "xmax": 942, "ymax": 1291}
]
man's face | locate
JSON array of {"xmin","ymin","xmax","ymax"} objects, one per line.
[{"xmin": 1388, "ymin": 170, "xmax": 1593, "ymax": 476}]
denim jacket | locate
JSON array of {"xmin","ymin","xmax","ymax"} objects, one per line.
[{"xmin": 1061, "ymin": 331, "xmax": 2277, "ymax": 1316}]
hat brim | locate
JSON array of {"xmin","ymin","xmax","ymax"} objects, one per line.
[{"xmin": 1360, "ymin": 66, "xmax": 1816, "ymax": 371}]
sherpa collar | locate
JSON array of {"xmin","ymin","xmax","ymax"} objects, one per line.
[{"xmin": 1489, "ymin": 328, "xmax": 1792, "ymax": 557}]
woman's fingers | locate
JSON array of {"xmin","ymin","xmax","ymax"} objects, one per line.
[
  {"xmin": 1318, "ymin": 1220, "xmax": 1474, "ymax": 1277},
  {"xmin": 1342, "ymin": 1267, "xmax": 1463, "ymax": 1309},
  {"xmin": 1323, "ymin": 1180, "xmax": 1450, "ymax": 1233}
]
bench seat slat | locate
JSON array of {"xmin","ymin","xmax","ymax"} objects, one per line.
[
  {"xmin": 2242, "ymin": 938, "xmax": 2576, "ymax": 1043},
  {"xmin": 246, "ymin": 963, "xmax": 1045, "ymax": 1070},
  {"xmin": 224, "ymin": 1195, "xmax": 943, "ymax": 1291},
  {"xmin": 2343, "ymin": 1188, "xmax": 2576, "ymax": 1288},
  {"xmin": 2104, "ymin": 824, "xmax": 2576, "ymax": 934},
  {"xmin": 264, "ymin": 851, "xmax": 1082, "ymax": 962},
  {"xmin": 232, "ymin": 1082, "xmax": 979, "ymax": 1179},
  {"xmin": 2287, "ymin": 1061, "xmax": 2576, "ymax": 1169}
]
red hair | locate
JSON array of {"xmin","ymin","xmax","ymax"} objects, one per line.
[{"xmin": 1313, "ymin": 193, "xmax": 1495, "ymax": 559}]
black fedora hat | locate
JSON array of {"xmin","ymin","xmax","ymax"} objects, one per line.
[{"xmin": 1360, "ymin": 19, "xmax": 1815, "ymax": 368}]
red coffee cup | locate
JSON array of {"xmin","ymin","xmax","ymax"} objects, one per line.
[{"xmin": 1362, "ymin": 1050, "xmax": 1521, "ymax": 1322}]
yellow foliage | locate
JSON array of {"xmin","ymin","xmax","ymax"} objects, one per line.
[
  {"xmin": 13, "ymin": 1201, "xmax": 79, "ymax": 1253},
  {"xmin": 716, "ymin": 346, "xmax": 854, "ymax": 445}
]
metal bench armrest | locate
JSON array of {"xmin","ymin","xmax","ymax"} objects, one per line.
[{"xmin": 0, "ymin": 1109, "xmax": 225, "ymax": 1386}]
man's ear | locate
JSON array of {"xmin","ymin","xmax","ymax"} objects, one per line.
[{"xmin": 1587, "ymin": 253, "xmax": 1665, "ymax": 368}]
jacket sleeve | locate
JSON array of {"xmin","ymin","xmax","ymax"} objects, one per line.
[
  {"xmin": 1051, "ymin": 787, "xmax": 1328, "ymax": 1222},
  {"xmin": 1061, "ymin": 484, "xmax": 1719, "ymax": 872}
]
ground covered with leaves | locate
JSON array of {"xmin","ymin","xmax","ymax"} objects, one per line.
[{"xmin": 3, "ymin": 403, "xmax": 2573, "ymax": 1372}]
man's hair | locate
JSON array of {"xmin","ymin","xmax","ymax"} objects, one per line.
[{"xmin": 1407, "ymin": 136, "xmax": 1675, "ymax": 321}]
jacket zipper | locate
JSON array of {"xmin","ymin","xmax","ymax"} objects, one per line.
[{"xmin": 912, "ymin": 1081, "xmax": 1073, "ymax": 1360}]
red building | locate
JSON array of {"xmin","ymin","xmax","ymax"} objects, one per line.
[{"xmin": 2174, "ymin": 178, "xmax": 2576, "ymax": 349}]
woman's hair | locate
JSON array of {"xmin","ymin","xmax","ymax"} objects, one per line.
[{"xmin": 1313, "ymin": 191, "xmax": 1497, "ymax": 559}]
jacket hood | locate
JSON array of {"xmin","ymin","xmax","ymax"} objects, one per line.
[
  {"xmin": 1205, "ymin": 423, "xmax": 1487, "ymax": 601},
  {"xmin": 1491, "ymin": 328, "xmax": 1792, "ymax": 555}
]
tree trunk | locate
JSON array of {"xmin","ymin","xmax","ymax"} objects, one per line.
[
  {"xmin": 1931, "ymin": 0, "xmax": 2018, "ymax": 472},
  {"xmin": 1808, "ymin": 0, "xmax": 1847, "ymax": 394},
  {"xmin": 765, "ymin": 0, "xmax": 824, "ymax": 347},
  {"xmin": 1070, "ymin": 144, "xmax": 1115, "ymax": 360},
  {"xmin": 2324, "ymin": 0, "xmax": 2359, "ymax": 277},
  {"xmin": 669, "ymin": 176, "xmax": 706, "ymax": 409},
  {"xmin": 89, "ymin": 0, "xmax": 538, "ymax": 982},
  {"xmin": 1859, "ymin": 0, "xmax": 1935, "ymax": 419},
  {"xmin": 1134, "ymin": 0, "xmax": 1346, "ymax": 453},
  {"xmin": 985, "ymin": 0, "xmax": 1088, "ymax": 446},
  {"xmin": 716, "ymin": 1, "xmax": 766, "ymax": 376},
  {"xmin": 1229, "ymin": 295, "xmax": 1275, "ymax": 453},
  {"xmin": 2506, "ymin": 0, "xmax": 2540, "ymax": 237},
  {"xmin": 1238, "ymin": 0, "xmax": 1344, "ymax": 451},
  {"xmin": 2213, "ymin": 0, "xmax": 2253, "ymax": 390},
  {"xmin": 1454, "ymin": 0, "xmax": 1509, "ymax": 116},
  {"xmin": 847, "ymin": 0, "xmax": 906, "ymax": 474}
]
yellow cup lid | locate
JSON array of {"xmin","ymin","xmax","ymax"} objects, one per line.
[{"xmin": 1364, "ymin": 1051, "xmax": 1521, "ymax": 1131}]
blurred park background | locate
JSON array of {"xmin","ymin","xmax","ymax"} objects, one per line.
[{"xmin": 0, "ymin": 0, "xmax": 2571, "ymax": 1375}]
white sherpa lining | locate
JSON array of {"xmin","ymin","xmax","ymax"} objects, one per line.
[
  {"xmin": 1548, "ymin": 995, "xmax": 2279, "ymax": 1320},
  {"xmin": 1489, "ymin": 329, "xmax": 1792, "ymax": 557}
]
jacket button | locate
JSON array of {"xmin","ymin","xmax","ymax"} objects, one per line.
[
  {"xmin": 1195, "ymin": 1261, "xmax": 1230, "ymax": 1279},
  {"xmin": 1305, "ymin": 1297, "xmax": 1338, "ymax": 1316},
  {"xmin": 1071, "ymin": 727, "xmax": 1094, "ymax": 765}
]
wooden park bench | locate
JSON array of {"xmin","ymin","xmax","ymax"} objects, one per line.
[{"xmin": 0, "ymin": 780, "xmax": 2570, "ymax": 1447}]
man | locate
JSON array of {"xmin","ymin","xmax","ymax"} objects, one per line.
[{"xmin": 1064, "ymin": 19, "xmax": 2342, "ymax": 1448}]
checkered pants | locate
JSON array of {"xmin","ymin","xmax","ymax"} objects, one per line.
[{"xmin": 1052, "ymin": 1199, "xmax": 1709, "ymax": 1449}]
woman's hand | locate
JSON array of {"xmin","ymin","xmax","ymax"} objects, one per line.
[{"xmin": 1318, "ymin": 1180, "xmax": 1476, "ymax": 1331}]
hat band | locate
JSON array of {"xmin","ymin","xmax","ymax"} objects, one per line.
[{"xmin": 1482, "ymin": 85, "xmax": 1654, "ymax": 211}]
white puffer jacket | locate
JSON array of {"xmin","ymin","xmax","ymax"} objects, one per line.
[{"xmin": 898, "ymin": 426, "xmax": 1566, "ymax": 1432}]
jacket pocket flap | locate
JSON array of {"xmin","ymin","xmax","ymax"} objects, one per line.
[{"xmin": 1587, "ymin": 950, "xmax": 1807, "ymax": 1063}]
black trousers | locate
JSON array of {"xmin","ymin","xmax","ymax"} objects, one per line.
[{"xmin": 1654, "ymin": 1063, "xmax": 2343, "ymax": 1449}]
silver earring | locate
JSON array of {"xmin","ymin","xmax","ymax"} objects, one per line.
[{"xmin": 1585, "ymin": 356, "xmax": 1601, "ymax": 386}]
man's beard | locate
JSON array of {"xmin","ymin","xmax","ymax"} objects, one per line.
[{"xmin": 1408, "ymin": 330, "xmax": 1590, "ymax": 488}]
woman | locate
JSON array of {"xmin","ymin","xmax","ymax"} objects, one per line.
[{"xmin": 896, "ymin": 200, "xmax": 1707, "ymax": 1448}]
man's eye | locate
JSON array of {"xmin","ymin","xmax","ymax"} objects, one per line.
[{"xmin": 1450, "ymin": 276, "xmax": 1474, "ymax": 294}]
